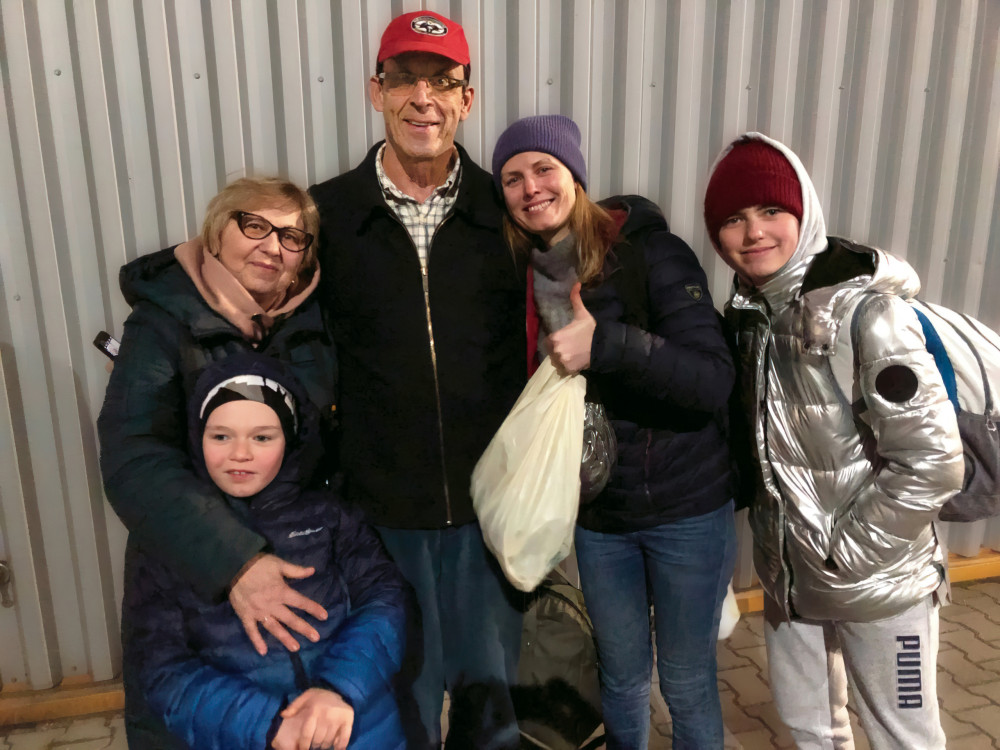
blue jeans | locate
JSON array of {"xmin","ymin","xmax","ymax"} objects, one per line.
[
  {"xmin": 376, "ymin": 523, "xmax": 523, "ymax": 750},
  {"xmin": 575, "ymin": 501, "xmax": 736, "ymax": 749}
]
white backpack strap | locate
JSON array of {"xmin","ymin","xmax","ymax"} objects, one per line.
[{"xmin": 828, "ymin": 293, "xmax": 871, "ymax": 416}]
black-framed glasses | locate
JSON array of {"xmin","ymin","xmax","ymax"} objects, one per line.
[
  {"xmin": 377, "ymin": 72, "xmax": 468, "ymax": 94},
  {"xmin": 233, "ymin": 211, "xmax": 313, "ymax": 253}
]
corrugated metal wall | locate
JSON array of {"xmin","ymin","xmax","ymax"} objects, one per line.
[{"xmin": 1, "ymin": 0, "xmax": 998, "ymax": 692}]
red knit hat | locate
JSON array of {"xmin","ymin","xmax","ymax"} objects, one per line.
[
  {"xmin": 377, "ymin": 11, "xmax": 470, "ymax": 66},
  {"xmin": 703, "ymin": 138, "xmax": 803, "ymax": 243}
]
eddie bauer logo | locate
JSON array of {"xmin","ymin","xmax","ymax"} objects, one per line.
[
  {"xmin": 896, "ymin": 635, "xmax": 923, "ymax": 708},
  {"xmin": 288, "ymin": 527, "xmax": 323, "ymax": 539}
]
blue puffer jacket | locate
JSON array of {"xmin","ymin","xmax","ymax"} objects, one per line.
[
  {"xmin": 124, "ymin": 355, "xmax": 408, "ymax": 750},
  {"xmin": 561, "ymin": 196, "xmax": 737, "ymax": 532}
]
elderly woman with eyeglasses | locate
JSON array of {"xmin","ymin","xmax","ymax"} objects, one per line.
[{"xmin": 98, "ymin": 177, "xmax": 338, "ymax": 748}]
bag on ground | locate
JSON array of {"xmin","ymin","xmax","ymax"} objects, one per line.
[
  {"xmin": 472, "ymin": 357, "xmax": 586, "ymax": 591},
  {"xmin": 513, "ymin": 568, "xmax": 604, "ymax": 750}
]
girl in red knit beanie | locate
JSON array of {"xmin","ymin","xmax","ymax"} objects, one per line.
[{"xmin": 705, "ymin": 132, "xmax": 959, "ymax": 749}]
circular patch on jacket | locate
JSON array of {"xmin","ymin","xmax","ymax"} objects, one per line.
[{"xmin": 875, "ymin": 365, "xmax": 918, "ymax": 403}]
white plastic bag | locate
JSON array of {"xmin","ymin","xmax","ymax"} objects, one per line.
[
  {"xmin": 472, "ymin": 357, "xmax": 586, "ymax": 591},
  {"xmin": 717, "ymin": 581, "xmax": 741, "ymax": 639}
]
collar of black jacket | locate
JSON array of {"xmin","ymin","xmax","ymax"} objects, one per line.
[
  {"xmin": 328, "ymin": 141, "xmax": 504, "ymax": 234},
  {"xmin": 800, "ymin": 237, "xmax": 877, "ymax": 295},
  {"xmin": 598, "ymin": 194, "xmax": 669, "ymax": 236}
]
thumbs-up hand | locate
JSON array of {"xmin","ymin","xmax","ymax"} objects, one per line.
[{"xmin": 547, "ymin": 282, "xmax": 596, "ymax": 375}]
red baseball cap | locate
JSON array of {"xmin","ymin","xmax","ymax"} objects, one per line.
[{"xmin": 377, "ymin": 11, "xmax": 470, "ymax": 66}]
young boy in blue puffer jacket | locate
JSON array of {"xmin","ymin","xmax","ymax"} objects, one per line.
[{"xmin": 123, "ymin": 353, "xmax": 408, "ymax": 750}]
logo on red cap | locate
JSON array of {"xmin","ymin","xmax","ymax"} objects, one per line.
[{"xmin": 411, "ymin": 16, "xmax": 448, "ymax": 36}]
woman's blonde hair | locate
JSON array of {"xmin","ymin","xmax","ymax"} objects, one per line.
[
  {"xmin": 503, "ymin": 182, "xmax": 619, "ymax": 285},
  {"xmin": 201, "ymin": 177, "xmax": 320, "ymax": 283}
]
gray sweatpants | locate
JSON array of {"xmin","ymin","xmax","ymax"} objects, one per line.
[{"xmin": 763, "ymin": 595, "xmax": 944, "ymax": 750}]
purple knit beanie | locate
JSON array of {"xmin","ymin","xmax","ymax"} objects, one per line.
[{"xmin": 492, "ymin": 115, "xmax": 587, "ymax": 192}]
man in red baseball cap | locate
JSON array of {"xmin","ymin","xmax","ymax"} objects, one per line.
[{"xmin": 309, "ymin": 10, "xmax": 525, "ymax": 750}]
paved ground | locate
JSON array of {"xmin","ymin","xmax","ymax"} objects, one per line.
[{"xmin": 7, "ymin": 578, "xmax": 1000, "ymax": 748}]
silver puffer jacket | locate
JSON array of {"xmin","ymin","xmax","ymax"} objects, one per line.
[{"xmin": 716, "ymin": 133, "xmax": 964, "ymax": 623}]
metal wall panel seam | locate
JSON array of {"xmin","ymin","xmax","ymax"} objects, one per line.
[
  {"xmin": 304, "ymin": 0, "xmax": 338, "ymax": 184},
  {"xmin": 425, "ymin": 0, "xmax": 449, "ymax": 18},
  {"xmin": 669, "ymin": 0, "xmax": 707, "ymax": 246},
  {"xmin": 175, "ymin": 0, "xmax": 218, "ymax": 221},
  {"xmin": 140, "ymin": 0, "xmax": 188, "ymax": 240},
  {"xmin": 0, "ymin": 349, "xmax": 35, "ymax": 688},
  {"xmin": 887, "ymin": 0, "xmax": 935, "ymax": 261},
  {"xmin": 536, "ymin": 0, "xmax": 562, "ymax": 120},
  {"xmin": 923, "ymin": 0, "xmax": 978, "ymax": 302},
  {"xmin": 0, "ymin": 59, "xmax": 52, "ymax": 689},
  {"xmin": 768, "ymin": 0, "xmax": 803, "ymax": 142},
  {"xmin": 960, "ymin": 13, "xmax": 1000, "ymax": 316},
  {"xmin": 516, "ymin": 0, "xmax": 538, "ymax": 117},
  {"xmin": 71, "ymin": 9, "xmax": 131, "ymax": 493},
  {"xmin": 719, "ymin": 0, "xmax": 754, "ymax": 146},
  {"xmin": 457, "ymin": 0, "xmax": 484, "ymax": 163},
  {"xmin": 587, "ymin": 0, "xmax": 610, "ymax": 197},
  {"xmin": 71, "ymin": 3, "xmax": 128, "ymax": 328},
  {"xmin": 636, "ymin": 0, "xmax": 662, "ymax": 199},
  {"xmin": 849, "ymin": 0, "xmax": 893, "ymax": 241},
  {"xmin": 479, "ymin": 0, "xmax": 507, "ymax": 166},
  {"xmin": 570, "ymin": 0, "xmax": 592, "ymax": 169},
  {"xmin": 240, "ymin": 3, "xmax": 280, "ymax": 177},
  {"xmin": 36, "ymin": 0, "xmax": 116, "ymax": 682},
  {"xmin": 618, "ymin": 0, "xmax": 646, "ymax": 192},
  {"xmin": 209, "ymin": 0, "xmax": 247, "ymax": 182},
  {"xmin": 277, "ymin": 2, "xmax": 310, "ymax": 187},
  {"xmin": 340, "ymin": 0, "xmax": 373, "ymax": 164},
  {"xmin": 809, "ymin": 0, "xmax": 849, "ymax": 222},
  {"xmin": 1, "ymin": 0, "xmax": 79, "ymax": 690},
  {"xmin": 71, "ymin": 1, "xmax": 134, "ymax": 672},
  {"xmin": 106, "ymin": 0, "xmax": 161, "ymax": 256}
]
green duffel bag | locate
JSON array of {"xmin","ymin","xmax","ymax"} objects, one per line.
[{"xmin": 514, "ymin": 569, "xmax": 604, "ymax": 750}]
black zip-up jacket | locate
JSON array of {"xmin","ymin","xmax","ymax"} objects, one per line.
[{"xmin": 310, "ymin": 143, "xmax": 526, "ymax": 528}]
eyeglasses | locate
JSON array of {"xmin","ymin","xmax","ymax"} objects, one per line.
[
  {"xmin": 377, "ymin": 72, "xmax": 468, "ymax": 94},
  {"xmin": 233, "ymin": 211, "xmax": 313, "ymax": 253}
]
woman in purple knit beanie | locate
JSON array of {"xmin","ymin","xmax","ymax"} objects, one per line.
[{"xmin": 492, "ymin": 114, "xmax": 739, "ymax": 750}]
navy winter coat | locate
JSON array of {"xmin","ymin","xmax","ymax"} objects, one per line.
[
  {"xmin": 98, "ymin": 247, "xmax": 337, "ymax": 599},
  {"xmin": 528, "ymin": 196, "xmax": 737, "ymax": 532},
  {"xmin": 124, "ymin": 355, "xmax": 408, "ymax": 750}
]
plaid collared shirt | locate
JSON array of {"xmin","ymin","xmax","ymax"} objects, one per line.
[{"xmin": 375, "ymin": 143, "xmax": 462, "ymax": 269}]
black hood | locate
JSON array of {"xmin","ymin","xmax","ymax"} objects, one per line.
[
  {"xmin": 599, "ymin": 194, "xmax": 669, "ymax": 237},
  {"xmin": 187, "ymin": 353, "xmax": 323, "ymax": 508}
]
